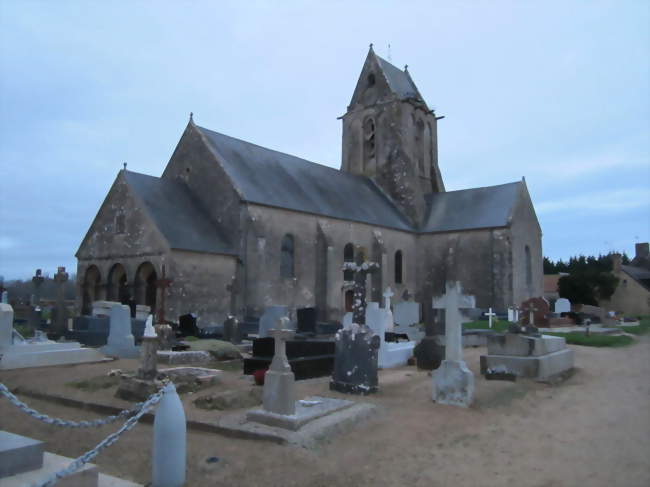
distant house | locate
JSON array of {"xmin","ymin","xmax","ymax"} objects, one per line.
[
  {"xmin": 599, "ymin": 243, "xmax": 650, "ymax": 316},
  {"xmin": 543, "ymin": 273, "xmax": 569, "ymax": 307}
]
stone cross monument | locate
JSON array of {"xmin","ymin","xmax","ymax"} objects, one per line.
[
  {"xmin": 344, "ymin": 250, "xmax": 379, "ymax": 325},
  {"xmin": 431, "ymin": 281, "xmax": 476, "ymax": 407},
  {"xmin": 52, "ymin": 266, "xmax": 69, "ymax": 336},
  {"xmin": 263, "ymin": 318, "xmax": 296, "ymax": 416}
]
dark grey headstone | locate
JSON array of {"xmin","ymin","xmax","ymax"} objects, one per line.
[
  {"xmin": 330, "ymin": 327, "xmax": 380, "ymax": 395},
  {"xmin": 414, "ymin": 336, "xmax": 445, "ymax": 370},
  {"xmin": 297, "ymin": 307, "xmax": 317, "ymax": 334},
  {"xmin": 223, "ymin": 316, "xmax": 242, "ymax": 344}
]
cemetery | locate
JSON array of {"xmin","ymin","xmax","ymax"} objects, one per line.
[
  {"xmin": 1, "ymin": 5, "xmax": 648, "ymax": 485},
  {"xmin": 1, "ymin": 265, "xmax": 649, "ymax": 486}
]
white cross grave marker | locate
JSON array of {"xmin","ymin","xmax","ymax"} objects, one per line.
[
  {"xmin": 486, "ymin": 307, "xmax": 497, "ymax": 329},
  {"xmin": 431, "ymin": 281, "xmax": 476, "ymax": 407},
  {"xmin": 383, "ymin": 287, "xmax": 394, "ymax": 310}
]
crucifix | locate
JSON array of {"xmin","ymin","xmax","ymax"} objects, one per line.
[
  {"xmin": 342, "ymin": 249, "xmax": 379, "ymax": 325},
  {"xmin": 431, "ymin": 281, "xmax": 476, "ymax": 408},
  {"xmin": 263, "ymin": 317, "xmax": 296, "ymax": 416},
  {"xmin": 432, "ymin": 281, "xmax": 476, "ymax": 362},
  {"xmin": 485, "ymin": 307, "xmax": 497, "ymax": 329},
  {"xmin": 155, "ymin": 265, "xmax": 173, "ymax": 324},
  {"xmin": 522, "ymin": 303, "xmax": 538, "ymax": 327}
]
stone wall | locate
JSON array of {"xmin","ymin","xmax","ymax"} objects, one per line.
[
  {"xmin": 239, "ymin": 203, "xmax": 418, "ymax": 322},
  {"xmin": 509, "ymin": 183, "xmax": 543, "ymax": 306}
]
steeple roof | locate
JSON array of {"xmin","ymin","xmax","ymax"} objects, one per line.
[{"xmin": 348, "ymin": 46, "xmax": 426, "ymax": 108}]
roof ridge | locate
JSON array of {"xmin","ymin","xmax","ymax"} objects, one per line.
[{"xmin": 196, "ymin": 124, "xmax": 372, "ymax": 181}]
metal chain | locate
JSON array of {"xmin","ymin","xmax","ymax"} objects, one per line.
[
  {"xmin": 0, "ymin": 383, "xmax": 155, "ymax": 428},
  {"xmin": 38, "ymin": 387, "xmax": 165, "ymax": 487}
]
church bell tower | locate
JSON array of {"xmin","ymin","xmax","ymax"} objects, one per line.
[{"xmin": 341, "ymin": 45, "xmax": 445, "ymax": 227}]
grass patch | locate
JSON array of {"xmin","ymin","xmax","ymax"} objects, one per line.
[
  {"xmin": 621, "ymin": 316, "xmax": 650, "ymax": 335},
  {"xmin": 463, "ymin": 320, "xmax": 509, "ymax": 333},
  {"xmin": 544, "ymin": 332, "xmax": 634, "ymax": 347},
  {"xmin": 184, "ymin": 336, "xmax": 199, "ymax": 341},
  {"xmin": 13, "ymin": 324, "xmax": 34, "ymax": 339},
  {"xmin": 66, "ymin": 375, "xmax": 120, "ymax": 392}
]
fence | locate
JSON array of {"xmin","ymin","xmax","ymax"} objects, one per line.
[{"xmin": 0, "ymin": 381, "xmax": 186, "ymax": 487}]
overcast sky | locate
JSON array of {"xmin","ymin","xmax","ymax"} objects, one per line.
[{"xmin": 1, "ymin": 0, "xmax": 648, "ymax": 280}]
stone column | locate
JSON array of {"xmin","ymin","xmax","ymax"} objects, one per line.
[
  {"xmin": 52, "ymin": 267, "xmax": 69, "ymax": 336},
  {"xmin": 263, "ymin": 320, "xmax": 296, "ymax": 416},
  {"xmin": 138, "ymin": 315, "xmax": 158, "ymax": 380}
]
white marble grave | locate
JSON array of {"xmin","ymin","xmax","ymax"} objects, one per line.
[
  {"xmin": 554, "ymin": 298, "xmax": 570, "ymax": 314},
  {"xmin": 100, "ymin": 304, "xmax": 139, "ymax": 358},
  {"xmin": 393, "ymin": 298, "xmax": 423, "ymax": 341},
  {"xmin": 431, "ymin": 282, "xmax": 476, "ymax": 407},
  {"xmin": 0, "ymin": 304, "xmax": 105, "ymax": 370},
  {"xmin": 342, "ymin": 312, "xmax": 353, "ymax": 329},
  {"xmin": 365, "ymin": 292, "xmax": 416, "ymax": 369}
]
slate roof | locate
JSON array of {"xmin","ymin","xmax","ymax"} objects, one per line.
[
  {"xmin": 422, "ymin": 182, "xmax": 522, "ymax": 233},
  {"xmin": 195, "ymin": 125, "xmax": 414, "ymax": 231},
  {"xmin": 123, "ymin": 171, "xmax": 235, "ymax": 255},
  {"xmin": 375, "ymin": 55, "xmax": 422, "ymax": 102},
  {"xmin": 621, "ymin": 265, "xmax": 650, "ymax": 291}
]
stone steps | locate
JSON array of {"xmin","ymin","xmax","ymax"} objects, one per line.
[{"xmin": 0, "ymin": 431, "xmax": 141, "ymax": 486}]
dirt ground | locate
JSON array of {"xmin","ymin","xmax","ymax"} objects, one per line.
[{"xmin": 1, "ymin": 338, "xmax": 649, "ymax": 487}]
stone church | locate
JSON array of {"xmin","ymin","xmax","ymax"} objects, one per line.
[{"xmin": 76, "ymin": 47, "xmax": 543, "ymax": 327}]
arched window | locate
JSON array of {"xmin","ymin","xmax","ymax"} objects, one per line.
[
  {"xmin": 115, "ymin": 213, "xmax": 126, "ymax": 234},
  {"xmin": 135, "ymin": 262, "xmax": 158, "ymax": 311},
  {"xmin": 107, "ymin": 263, "xmax": 128, "ymax": 303},
  {"xmin": 415, "ymin": 119, "xmax": 425, "ymax": 175},
  {"xmin": 343, "ymin": 243, "xmax": 354, "ymax": 281},
  {"xmin": 367, "ymin": 73, "xmax": 375, "ymax": 87},
  {"xmin": 281, "ymin": 234, "xmax": 295, "ymax": 278},
  {"xmin": 345, "ymin": 290, "xmax": 354, "ymax": 312},
  {"xmin": 395, "ymin": 250, "xmax": 403, "ymax": 284},
  {"xmin": 363, "ymin": 117, "xmax": 376, "ymax": 165},
  {"xmin": 81, "ymin": 266, "xmax": 102, "ymax": 315},
  {"xmin": 525, "ymin": 245, "xmax": 532, "ymax": 287}
]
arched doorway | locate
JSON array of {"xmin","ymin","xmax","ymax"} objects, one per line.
[
  {"xmin": 81, "ymin": 266, "xmax": 101, "ymax": 315},
  {"xmin": 107, "ymin": 263, "xmax": 128, "ymax": 304},
  {"xmin": 135, "ymin": 262, "xmax": 157, "ymax": 313},
  {"xmin": 345, "ymin": 290, "xmax": 354, "ymax": 313}
]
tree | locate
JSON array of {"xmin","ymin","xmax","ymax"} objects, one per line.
[{"xmin": 558, "ymin": 272, "xmax": 619, "ymax": 306}]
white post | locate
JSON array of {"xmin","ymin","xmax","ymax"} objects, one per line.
[{"xmin": 153, "ymin": 383, "xmax": 186, "ymax": 487}]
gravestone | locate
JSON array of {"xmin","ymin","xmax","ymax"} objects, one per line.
[
  {"xmin": 50, "ymin": 266, "xmax": 69, "ymax": 336},
  {"xmin": 178, "ymin": 313, "xmax": 199, "ymax": 337},
  {"xmin": 138, "ymin": 315, "xmax": 158, "ymax": 380},
  {"xmin": 485, "ymin": 308, "xmax": 497, "ymax": 328},
  {"xmin": 381, "ymin": 288, "xmax": 395, "ymax": 331},
  {"xmin": 223, "ymin": 315, "xmax": 242, "ymax": 344},
  {"xmin": 330, "ymin": 324, "xmax": 380, "ymax": 394},
  {"xmin": 520, "ymin": 297, "xmax": 550, "ymax": 328},
  {"xmin": 481, "ymin": 333, "xmax": 575, "ymax": 381},
  {"xmin": 554, "ymin": 298, "xmax": 570, "ymax": 314},
  {"xmin": 1, "ymin": 291, "xmax": 7, "ymax": 304},
  {"xmin": 296, "ymin": 307, "xmax": 317, "ymax": 334},
  {"xmin": 259, "ymin": 305, "xmax": 291, "ymax": 338},
  {"xmin": 431, "ymin": 282, "xmax": 475, "ymax": 407},
  {"xmin": 1, "ymin": 304, "xmax": 105, "ymax": 369},
  {"xmin": 100, "ymin": 304, "xmax": 139, "ymax": 358},
  {"xmin": 261, "ymin": 322, "xmax": 296, "ymax": 415},
  {"xmin": 507, "ymin": 307, "xmax": 519, "ymax": 323},
  {"xmin": 366, "ymin": 296, "xmax": 415, "ymax": 369},
  {"xmin": 342, "ymin": 312, "xmax": 353, "ymax": 329}
]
